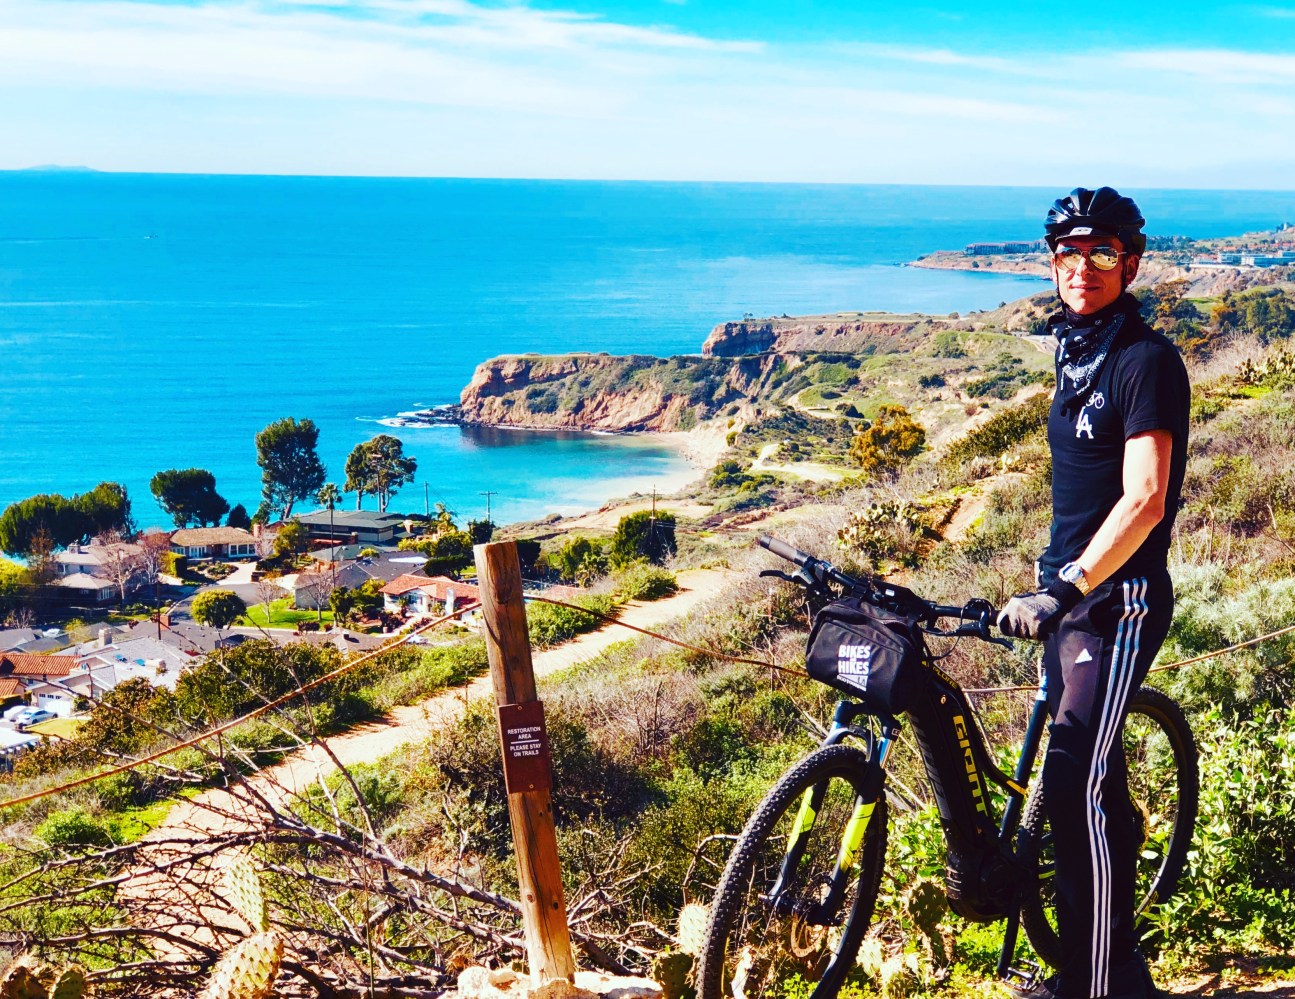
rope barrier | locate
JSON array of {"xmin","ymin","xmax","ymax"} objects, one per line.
[
  {"xmin": 0, "ymin": 603, "xmax": 479, "ymax": 812},
  {"xmin": 528, "ymin": 595, "xmax": 1295, "ymax": 695},
  {"xmin": 5, "ymin": 581, "xmax": 1293, "ymax": 812}
]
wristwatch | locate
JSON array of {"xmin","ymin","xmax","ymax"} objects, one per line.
[{"xmin": 1059, "ymin": 561, "xmax": 1091, "ymax": 597}]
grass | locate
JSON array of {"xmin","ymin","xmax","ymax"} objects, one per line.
[
  {"xmin": 26, "ymin": 717, "xmax": 85, "ymax": 740},
  {"xmin": 242, "ymin": 598, "xmax": 335, "ymax": 629}
]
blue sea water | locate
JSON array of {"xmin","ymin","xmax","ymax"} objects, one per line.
[{"xmin": 2, "ymin": 175, "xmax": 1294, "ymax": 530}]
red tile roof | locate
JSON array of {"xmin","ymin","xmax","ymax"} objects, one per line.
[
  {"xmin": 0, "ymin": 677, "xmax": 22, "ymax": 699},
  {"xmin": 423, "ymin": 576, "xmax": 481, "ymax": 603},
  {"xmin": 380, "ymin": 573, "xmax": 434, "ymax": 596},
  {"xmin": 0, "ymin": 653, "xmax": 76, "ymax": 678}
]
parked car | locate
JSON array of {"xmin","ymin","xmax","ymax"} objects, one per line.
[
  {"xmin": 13, "ymin": 709, "xmax": 55, "ymax": 731},
  {"xmin": 2, "ymin": 704, "xmax": 31, "ymax": 723}
]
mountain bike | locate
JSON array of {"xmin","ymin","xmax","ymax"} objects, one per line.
[{"xmin": 695, "ymin": 536, "xmax": 1198, "ymax": 999}]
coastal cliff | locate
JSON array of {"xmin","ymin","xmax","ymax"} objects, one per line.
[
  {"xmin": 702, "ymin": 312, "xmax": 939, "ymax": 357},
  {"xmin": 457, "ymin": 352, "xmax": 779, "ymax": 432}
]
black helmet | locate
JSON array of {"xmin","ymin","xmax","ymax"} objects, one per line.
[{"xmin": 1044, "ymin": 187, "xmax": 1146, "ymax": 254}]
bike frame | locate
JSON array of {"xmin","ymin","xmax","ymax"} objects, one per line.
[{"xmin": 769, "ymin": 667, "xmax": 1054, "ymax": 981}]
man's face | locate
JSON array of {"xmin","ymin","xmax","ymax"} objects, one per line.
[{"xmin": 1050, "ymin": 234, "xmax": 1140, "ymax": 314}]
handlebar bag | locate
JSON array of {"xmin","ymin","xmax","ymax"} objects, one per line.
[{"xmin": 805, "ymin": 595, "xmax": 929, "ymax": 715}]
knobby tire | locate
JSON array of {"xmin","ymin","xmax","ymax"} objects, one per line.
[
  {"xmin": 1017, "ymin": 686, "xmax": 1199, "ymax": 968},
  {"xmin": 696, "ymin": 744, "xmax": 887, "ymax": 999}
]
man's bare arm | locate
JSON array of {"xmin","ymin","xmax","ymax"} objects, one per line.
[{"xmin": 1075, "ymin": 429, "xmax": 1174, "ymax": 588}]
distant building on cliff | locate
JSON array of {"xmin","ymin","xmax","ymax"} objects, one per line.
[{"xmin": 964, "ymin": 240, "xmax": 1046, "ymax": 255}]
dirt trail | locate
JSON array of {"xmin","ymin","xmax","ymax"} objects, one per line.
[{"xmin": 122, "ymin": 569, "xmax": 735, "ymax": 940}]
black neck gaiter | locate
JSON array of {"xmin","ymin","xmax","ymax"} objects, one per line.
[{"xmin": 1052, "ymin": 294, "xmax": 1138, "ymax": 414}]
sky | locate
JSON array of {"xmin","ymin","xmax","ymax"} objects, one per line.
[{"xmin": 3, "ymin": 0, "xmax": 1295, "ymax": 185}]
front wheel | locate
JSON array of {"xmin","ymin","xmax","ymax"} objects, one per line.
[
  {"xmin": 1018, "ymin": 686, "xmax": 1199, "ymax": 968},
  {"xmin": 696, "ymin": 744, "xmax": 887, "ymax": 999}
]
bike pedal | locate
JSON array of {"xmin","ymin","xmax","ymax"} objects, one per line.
[{"xmin": 1003, "ymin": 960, "xmax": 1040, "ymax": 987}]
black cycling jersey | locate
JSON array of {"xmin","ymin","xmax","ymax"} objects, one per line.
[{"xmin": 1042, "ymin": 296, "xmax": 1190, "ymax": 578}]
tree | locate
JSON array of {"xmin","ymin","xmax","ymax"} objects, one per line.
[
  {"xmin": 76, "ymin": 482, "xmax": 134, "ymax": 537},
  {"xmin": 343, "ymin": 435, "xmax": 416, "ymax": 513},
  {"xmin": 0, "ymin": 558, "xmax": 34, "ymax": 625},
  {"xmin": 433, "ymin": 502, "xmax": 456, "ymax": 535},
  {"xmin": 423, "ymin": 530, "xmax": 473, "ymax": 577},
  {"xmin": 96, "ymin": 532, "xmax": 143, "ymax": 606},
  {"xmin": 256, "ymin": 417, "xmax": 326, "ymax": 520},
  {"xmin": 610, "ymin": 510, "xmax": 677, "ymax": 567},
  {"xmin": 226, "ymin": 504, "xmax": 252, "ymax": 531},
  {"xmin": 467, "ymin": 519, "xmax": 495, "ymax": 545},
  {"xmin": 273, "ymin": 520, "xmax": 309, "ymax": 559},
  {"xmin": 0, "ymin": 494, "xmax": 90, "ymax": 556},
  {"xmin": 316, "ymin": 482, "xmax": 343, "ymax": 587},
  {"xmin": 849, "ymin": 404, "xmax": 926, "ymax": 478},
  {"xmin": 190, "ymin": 589, "xmax": 247, "ymax": 632},
  {"xmin": 150, "ymin": 469, "xmax": 229, "ymax": 528},
  {"xmin": 547, "ymin": 536, "xmax": 606, "ymax": 584}
]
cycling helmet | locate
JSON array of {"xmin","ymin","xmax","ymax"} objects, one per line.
[{"xmin": 1044, "ymin": 187, "xmax": 1146, "ymax": 254}]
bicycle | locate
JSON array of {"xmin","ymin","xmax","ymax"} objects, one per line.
[{"xmin": 696, "ymin": 535, "xmax": 1198, "ymax": 999}]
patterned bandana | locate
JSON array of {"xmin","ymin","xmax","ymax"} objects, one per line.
[{"xmin": 1049, "ymin": 295, "xmax": 1138, "ymax": 415}]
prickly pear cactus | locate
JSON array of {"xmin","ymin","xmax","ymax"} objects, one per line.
[
  {"xmin": 901, "ymin": 877, "xmax": 952, "ymax": 968},
  {"xmin": 675, "ymin": 903, "xmax": 708, "ymax": 958},
  {"xmin": 199, "ymin": 932, "xmax": 284, "ymax": 999},
  {"xmin": 650, "ymin": 951, "xmax": 694, "ymax": 999},
  {"xmin": 222, "ymin": 856, "xmax": 268, "ymax": 933},
  {"xmin": 854, "ymin": 937, "xmax": 885, "ymax": 977},
  {"xmin": 0, "ymin": 956, "xmax": 52, "ymax": 999},
  {"xmin": 878, "ymin": 954, "xmax": 921, "ymax": 999},
  {"xmin": 47, "ymin": 965, "xmax": 89, "ymax": 999}
]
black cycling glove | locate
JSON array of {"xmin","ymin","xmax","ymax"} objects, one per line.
[{"xmin": 997, "ymin": 578, "xmax": 1085, "ymax": 640}]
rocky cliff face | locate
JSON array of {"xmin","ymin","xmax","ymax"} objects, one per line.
[
  {"xmin": 457, "ymin": 352, "xmax": 776, "ymax": 432},
  {"xmin": 702, "ymin": 313, "xmax": 936, "ymax": 357}
]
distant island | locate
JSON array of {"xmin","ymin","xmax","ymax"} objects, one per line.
[{"xmin": 10, "ymin": 164, "xmax": 100, "ymax": 173}]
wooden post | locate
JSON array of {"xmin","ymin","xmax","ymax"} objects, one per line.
[{"xmin": 474, "ymin": 541, "xmax": 577, "ymax": 985}]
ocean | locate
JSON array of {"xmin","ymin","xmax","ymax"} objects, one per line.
[{"xmin": 2, "ymin": 175, "xmax": 1294, "ymax": 530}]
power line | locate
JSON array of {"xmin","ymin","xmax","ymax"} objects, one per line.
[{"xmin": 480, "ymin": 491, "xmax": 497, "ymax": 524}]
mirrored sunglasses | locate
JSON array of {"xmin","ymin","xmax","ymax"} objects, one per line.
[{"xmin": 1053, "ymin": 245, "xmax": 1124, "ymax": 272}]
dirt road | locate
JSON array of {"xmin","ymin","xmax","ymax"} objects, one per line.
[{"xmin": 122, "ymin": 568, "xmax": 735, "ymax": 937}]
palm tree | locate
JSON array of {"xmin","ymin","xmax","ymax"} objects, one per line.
[{"xmin": 317, "ymin": 482, "xmax": 343, "ymax": 590}]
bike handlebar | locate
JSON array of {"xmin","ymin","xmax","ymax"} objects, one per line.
[{"xmin": 757, "ymin": 534, "xmax": 1008, "ymax": 648}]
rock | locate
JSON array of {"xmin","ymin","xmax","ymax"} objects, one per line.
[{"xmin": 453, "ymin": 966, "xmax": 660, "ymax": 999}]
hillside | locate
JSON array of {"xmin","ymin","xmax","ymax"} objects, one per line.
[{"xmin": 3, "ymin": 276, "xmax": 1295, "ymax": 998}]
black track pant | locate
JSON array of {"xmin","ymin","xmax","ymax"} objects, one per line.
[{"xmin": 1040, "ymin": 570, "xmax": 1174, "ymax": 999}]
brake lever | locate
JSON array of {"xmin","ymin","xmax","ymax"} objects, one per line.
[{"xmin": 759, "ymin": 569, "xmax": 801, "ymax": 585}]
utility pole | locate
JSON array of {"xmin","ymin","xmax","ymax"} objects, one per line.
[
  {"xmin": 424, "ymin": 482, "xmax": 430, "ymax": 522},
  {"xmin": 481, "ymin": 490, "xmax": 497, "ymax": 525},
  {"xmin": 649, "ymin": 485, "xmax": 658, "ymax": 563}
]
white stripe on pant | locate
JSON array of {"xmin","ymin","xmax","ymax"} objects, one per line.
[{"xmin": 1085, "ymin": 577, "xmax": 1148, "ymax": 997}]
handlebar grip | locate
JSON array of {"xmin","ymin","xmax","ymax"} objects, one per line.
[{"xmin": 758, "ymin": 534, "xmax": 811, "ymax": 567}]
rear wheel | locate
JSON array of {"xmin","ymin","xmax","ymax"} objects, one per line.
[
  {"xmin": 1018, "ymin": 686, "xmax": 1198, "ymax": 967},
  {"xmin": 696, "ymin": 744, "xmax": 887, "ymax": 999}
]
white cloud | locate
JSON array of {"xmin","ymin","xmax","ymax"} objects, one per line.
[
  {"xmin": 1, "ymin": 2, "xmax": 1294, "ymax": 183},
  {"xmin": 1117, "ymin": 48, "xmax": 1295, "ymax": 84}
]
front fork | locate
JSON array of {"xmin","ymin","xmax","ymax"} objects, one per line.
[{"xmin": 767, "ymin": 713, "xmax": 899, "ymax": 923}]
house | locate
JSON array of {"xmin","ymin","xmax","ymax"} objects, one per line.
[
  {"xmin": 380, "ymin": 574, "xmax": 481, "ymax": 627},
  {"xmin": 288, "ymin": 562, "xmax": 374, "ymax": 611},
  {"xmin": 51, "ymin": 540, "xmax": 146, "ymax": 605},
  {"xmin": 54, "ymin": 572, "xmax": 118, "ymax": 605},
  {"xmin": 0, "ymin": 652, "xmax": 78, "ymax": 717},
  {"xmin": 295, "ymin": 510, "xmax": 413, "ymax": 547},
  {"xmin": 170, "ymin": 527, "xmax": 260, "ymax": 561}
]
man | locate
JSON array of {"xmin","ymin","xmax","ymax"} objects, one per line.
[{"xmin": 997, "ymin": 188, "xmax": 1190, "ymax": 999}]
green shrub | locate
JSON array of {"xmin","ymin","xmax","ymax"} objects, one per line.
[
  {"xmin": 36, "ymin": 807, "xmax": 113, "ymax": 849},
  {"xmin": 1148, "ymin": 705, "xmax": 1295, "ymax": 956},
  {"xmin": 527, "ymin": 594, "xmax": 616, "ymax": 647},
  {"xmin": 611, "ymin": 561, "xmax": 678, "ymax": 602},
  {"xmin": 942, "ymin": 392, "xmax": 1050, "ymax": 467}
]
